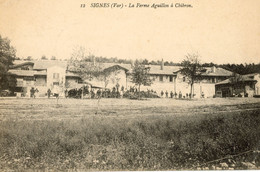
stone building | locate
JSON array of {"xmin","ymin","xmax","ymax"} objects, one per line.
[
  {"xmin": 215, "ymin": 73, "xmax": 260, "ymax": 97},
  {"xmin": 9, "ymin": 60, "xmax": 82, "ymax": 97},
  {"xmin": 9, "ymin": 59, "xmax": 234, "ymax": 98}
]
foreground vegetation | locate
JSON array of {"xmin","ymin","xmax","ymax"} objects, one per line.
[{"xmin": 0, "ymin": 99, "xmax": 259, "ymax": 170}]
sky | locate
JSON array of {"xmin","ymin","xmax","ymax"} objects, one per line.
[{"xmin": 0, "ymin": 0, "xmax": 259, "ymax": 64}]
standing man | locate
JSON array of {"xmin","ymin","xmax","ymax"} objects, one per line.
[
  {"xmin": 161, "ymin": 90, "xmax": 164, "ymax": 98},
  {"xmin": 97, "ymin": 89, "xmax": 101, "ymax": 99},
  {"xmin": 170, "ymin": 91, "xmax": 173, "ymax": 98},
  {"xmin": 65, "ymin": 89, "xmax": 68, "ymax": 98},
  {"xmin": 179, "ymin": 91, "xmax": 182, "ymax": 99},
  {"xmin": 30, "ymin": 87, "xmax": 35, "ymax": 98},
  {"xmin": 47, "ymin": 88, "xmax": 51, "ymax": 98}
]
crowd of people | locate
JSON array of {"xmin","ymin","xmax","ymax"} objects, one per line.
[
  {"xmin": 67, "ymin": 85, "xmax": 126, "ymax": 99},
  {"xmin": 159, "ymin": 90, "xmax": 204, "ymax": 98},
  {"xmin": 27, "ymin": 85, "xmax": 204, "ymax": 99}
]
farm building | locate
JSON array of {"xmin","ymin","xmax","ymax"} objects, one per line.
[
  {"xmin": 9, "ymin": 59, "xmax": 234, "ymax": 98},
  {"xmin": 215, "ymin": 73, "xmax": 260, "ymax": 97},
  {"xmin": 9, "ymin": 60, "xmax": 83, "ymax": 97}
]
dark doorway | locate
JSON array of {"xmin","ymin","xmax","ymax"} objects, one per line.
[{"xmin": 222, "ymin": 88, "xmax": 230, "ymax": 97}]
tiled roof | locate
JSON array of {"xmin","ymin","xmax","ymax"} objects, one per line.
[
  {"xmin": 216, "ymin": 74, "xmax": 257, "ymax": 85},
  {"xmin": 11, "ymin": 61, "xmax": 34, "ymax": 69},
  {"xmin": 66, "ymin": 71, "xmax": 80, "ymax": 77},
  {"xmin": 9, "ymin": 69, "xmax": 80, "ymax": 77},
  {"xmin": 34, "ymin": 70, "xmax": 47, "ymax": 76},
  {"xmin": 12, "ymin": 60, "xmax": 234, "ymax": 77},
  {"xmin": 33, "ymin": 60, "xmax": 67, "ymax": 70},
  {"xmin": 242, "ymin": 73, "xmax": 260, "ymax": 77},
  {"xmin": 148, "ymin": 65, "xmax": 180, "ymax": 75},
  {"xmin": 13, "ymin": 60, "xmax": 67, "ymax": 70},
  {"xmin": 9, "ymin": 70, "xmax": 35, "ymax": 76},
  {"xmin": 100, "ymin": 63, "xmax": 132, "ymax": 71},
  {"xmin": 201, "ymin": 67, "xmax": 233, "ymax": 76}
]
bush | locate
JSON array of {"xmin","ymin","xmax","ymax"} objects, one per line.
[{"xmin": 123, "ymin": 91, "xmax": 160, "ymax": 99}]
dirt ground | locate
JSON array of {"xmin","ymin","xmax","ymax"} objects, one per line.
[{"xmin": 0, "ymin": 97, "xmax": 260, "ymax": 121}]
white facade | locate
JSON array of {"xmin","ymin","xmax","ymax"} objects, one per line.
[
  {"xmin": 254, "ymin": 74, "xmax": 260, "ymax": 95},
  {"xmin": 105, "ymin": 68, "xmax": 127, "ymax": 90},
  {"xmin": 9, "ymin": 60, "xmax": 235, "ymax": 98},
  {"xmin": 47, "ymin": 66, "xmax": 66, "ymax": 97}
]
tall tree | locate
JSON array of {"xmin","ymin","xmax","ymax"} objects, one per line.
[
  {"xmin": 180, "ymin": 53, "xmax": 203, "ymax": 98},
  {"xmin": 51, "ymin": 56, "xmax": 56, "ymax": 60},
  {"xmin": 25, "ymin": 56, "xmax": 32, "ymax": 61},
  {"xmin": 68, "ymin": 46, "xmax": 104, "ymax": 99},
  {"xmin": 41, "ymin": 55, "xmax": 48, "ymax": 60},
  {"xmin": 131, "ymin": 60, "xmax": 152, "ymax": 99},
  {"xmin": 0, "ymin": 35, "xmax": 16, "ymax": 91},
  {"xmin": 68, "ymin": 46, "xmax": 103, "ymax": 81}
]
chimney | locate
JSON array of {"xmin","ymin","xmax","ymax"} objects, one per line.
[
  {"xmin": 161, "ymin": 59, "xmax": 164, "ymax": 70},
  {"xmin": 212, "ymin": 66, "xmax": 216, "ymax": 73}
]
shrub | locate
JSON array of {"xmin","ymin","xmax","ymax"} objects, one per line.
[{"xmin": 123, "ymin": 90, "xmax": 160, "ymax": 99}]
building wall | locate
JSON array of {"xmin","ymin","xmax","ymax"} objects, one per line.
[
  {"xmin": 10, "ymin": 63, "xmax": 236, "ymax": 98},
  {"xmin": 175, "ymin": 73, "xmax": 217, "ymax": 98},
  {"xmin": 35, "ymin": 76, "xmax": 46, "ymax": 87},
  {"xmin": 66, "ymin": 77, "xmax": 85, "ymax": 90},
  {"xmin": 142, "ymin": 75, "xmax": 175, "ymax": 94},
  {"xmin": 254, "ymin": 74, "xmax": 260, "ymax": 95},
  {"xmin": 47, "ymin": 66, "xmax": 66, "ymax": 97},
  {"xmin": 105, "ymin": 69, "xmax": 127, "ymax": 90},
  {"xmin": 34, "ymin": 76, "xmax": 47, "ymax": 97},
  {"xmin": 66, "ymin": 77, "xmax": 81, "ymax": 89},
  {"xmin": 116, "ymin": 71, "xmax": 220, "ymax": 98},
  {"xmin": 15, "ymin": 64, "xmax": 33, "ymax": 70}
]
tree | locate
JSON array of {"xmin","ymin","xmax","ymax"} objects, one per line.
[
  {"xmin": 25, "ymin": 56, "xmax": 32, "ymax": 61},
  {"xmin": 51, "ymin": 56, "xmax": 56, "ymax": 60},
  {"xmin": 41, "ymin": 55, "xmax": 48, "ymax": 60},
  {"xmin": 230, "ymin": 73, "xmax": 244, "ymax": 83},
  {"xmin": 180, "ymin": 53, "xmax": 203, "ymax": 98},
  {"xmin": 142, "ymin": 59, "xmax": 149, "ymax": 65},
  {"xmin": 131, "ymin": 60, "xmax": 152, "ymax": 99},
  {"xmin": 0, "ymin": 35, "xmax": 16, "ymax": 91},
  {"xmin": 68, "ymin": 46, "xmax": 104, "ymax": 99},
  {"xmin": 102, "ymin": 67, "xmax": 121, "ymax": 89},
  {"xmin": 68, "ymin": 46, "xmax": 103, "ymax": 81}
]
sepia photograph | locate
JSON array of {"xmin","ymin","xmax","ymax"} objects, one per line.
[{"xmin": 0, "ymin": 0, "xmax": 259, "ymax": 171}]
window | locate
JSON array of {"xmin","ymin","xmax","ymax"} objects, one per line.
[
  {"xmin": 212, "ymin": 78, "xmax": 215, "ymax": 83},
  {"xmin": 53, "ymin": 73, "xmax": 60, "ymax": 79},
  {"xmin": 78, "ymin": 79, "xmax": 83, "ymax": 84},
  {"xmin": 159, "ymin": 75, "xmax": 163, "ymax": 82},
  {"xmin": 17, "ymin": 79, "xmax": 23, "ymax": 87},
  {"xmin": 183, "ymin": 77, "xmax": 186, "ymax": 82},
  {"xmin": 53, "ymin": 82, "xmax": 59, "ymax": 86},
  {"xmin": 21, "ymin": 66, "xmax": 29, "ymax": 70},
  {"xmin": 169, "ymin": 76, "xmax": 173, "ymax": 82}
]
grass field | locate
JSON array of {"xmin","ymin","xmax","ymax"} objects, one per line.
[{"xmin": 0, "ymin": 97, "xmax": 260, "ymax": 170}]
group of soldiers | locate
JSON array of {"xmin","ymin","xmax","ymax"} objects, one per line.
[
  {"xmin": 160, "ymin": 90, "xmax": 178, "ymax": 98},
  {"xmin": 66, "ymin": 85, "xmax": 126, "ymax": 99},
  {"xmin": 160, "ymin": 90, "xmax": 205, "ymax": 98},
  {"xmin": 44, "ymin": 85, "xmax": 205, "ymax": 99}
]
